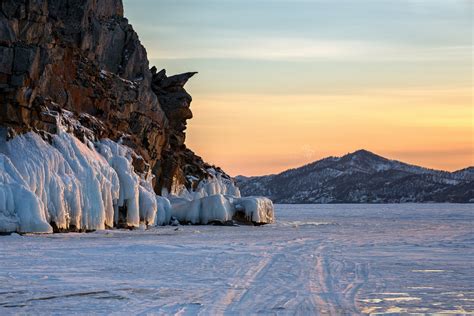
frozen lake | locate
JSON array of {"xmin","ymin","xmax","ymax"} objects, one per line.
[{"xmin": 0, "ymin": 204, "xmax": 473, "ymax": 315}]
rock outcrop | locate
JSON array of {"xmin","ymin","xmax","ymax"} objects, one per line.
[
  {"xmin": 0, "ymin": 0, "xmax": 226, "ymax": 194},
  {"xmin": 0, "ymin": 0, "xmax": 275, "ymax": 233},
  {"xmin": 150, "ymin": 68, "xmax": 231, "ymax": 193}
]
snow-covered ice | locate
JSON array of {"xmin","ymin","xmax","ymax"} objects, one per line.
[{"xmin": 0, "ymin": 204, "xmax": 472, "ymax": 314}]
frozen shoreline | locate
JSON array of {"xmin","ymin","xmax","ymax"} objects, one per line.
[
  {"xmin": 0, "ymin": 131, "xmax": 273, "ymax": 234},
  {"xmin": 0, "ymin": 204, "xmax": 473, "ymax": 314}
]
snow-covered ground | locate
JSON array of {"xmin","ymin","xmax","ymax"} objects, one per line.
[{"xmin": 0, "ymin": 204, "xmax": 473, "ymax": 315}]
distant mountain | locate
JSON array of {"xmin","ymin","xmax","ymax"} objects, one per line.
[{"xmin": 236, "ymin": 150, "xmax": 474, "ymax": 203}]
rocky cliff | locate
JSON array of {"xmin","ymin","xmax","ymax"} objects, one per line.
[
  {"xmin": 0, "ymin": 0, "xmax": 275, "ymax": 233},
  {"xmin": 0, "ymin": 0, "xmax": 224, "ymax": 194}
]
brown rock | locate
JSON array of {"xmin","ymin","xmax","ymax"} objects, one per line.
[{"xmin": 0, "ymin": 0, "xmax": 233, "ymax": 197}]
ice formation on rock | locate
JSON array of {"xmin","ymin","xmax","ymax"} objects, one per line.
[
  {"xmin": 139, "ymin": 182, "xmax": 158, "ymax": 226},
  {"xmin": 167, "ymin": 172, "xmax": 274, "ymax": 225},
  {"xmin": 200, "ymin": 194, "xmax": 234, "ymax": 224},
  {"xmin": 98, "ymin": 139, "xmax": 145, "ymax": 227},
  {"xmin": 196, "ymin": 169, "xmax": 242, "ymax": 198},
  {"xmin": 0, "ymin": 131, "xmax": 115, "ymax": 232},
  {"xmin": 155, "ymin": 196, "xmax": 172, "ymax": 226},
  {"xmin": 0, "ymin": 130, "xmax": 161, "ymax": 233},
  {"xmin": 234, "ymin": 197, "xmax": 275, "ymax": 224},
  {"xmin": 53, "ymin": 132, "xmax": 119, "ymax": 230},
  {"xmin": 0, "ymin": 154, "xmax": 52, "ymax": 233},
  {"xmin": 0, "ymin": 129, "xmax": 274, "ymax": 233}
]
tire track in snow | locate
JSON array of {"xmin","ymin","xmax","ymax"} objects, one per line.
[
  {"xmin": 309, "ymin": 245, "xmax": 370, "ymax": 315},
  {"xmin": 310, "ymin": 246, "xmax": 339, "ymax": 315},
  {"xmin": 342, "ymin": 262, "xmax": 369, "ymax": 313},
  {"xmin": 209, "ymin": 238, "xmax": 319, "ymax": 314},
  {"xmin": 219, "ymin": 255, "xmax": 273, "ymax": 312}
]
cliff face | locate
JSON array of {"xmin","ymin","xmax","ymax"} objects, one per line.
[
  {"xmin": 150, "ymin": 68, "xmax": 232, "ymax": 193},
  {"xmin": 0, "ymin": 0, "xmax": 221, "ymax": 193}
]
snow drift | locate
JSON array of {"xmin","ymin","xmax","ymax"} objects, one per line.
[{"xmin": 0, "ymin": 130, "xmax": 274, "ymax": 233}]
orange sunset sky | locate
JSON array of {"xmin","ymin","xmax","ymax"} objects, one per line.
[{"xmin": 124, "ymin": 0, "xmax": 473, "ymax": 176}]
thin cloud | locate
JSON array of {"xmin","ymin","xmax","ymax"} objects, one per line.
[{"xmin": 149, "ymin": 37, "xmax": 471, "ymax": 62}]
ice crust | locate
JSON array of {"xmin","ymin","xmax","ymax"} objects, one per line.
[
  {"xmin": 0, "ymin": 131, "xmax": 274, "ymax": 233},
  {"xmin": 1, "ymin": 204, "xmax": 470, "ymax": 314}
]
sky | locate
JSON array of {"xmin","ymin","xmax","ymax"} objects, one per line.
[{"xmin": 123, "ymin": 0, "xmax": 473, "ymax": 176}]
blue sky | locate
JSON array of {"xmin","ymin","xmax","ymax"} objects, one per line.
[{"xmin": 123, "ymin": 0, "xmax": 471, "ymax": 95}]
